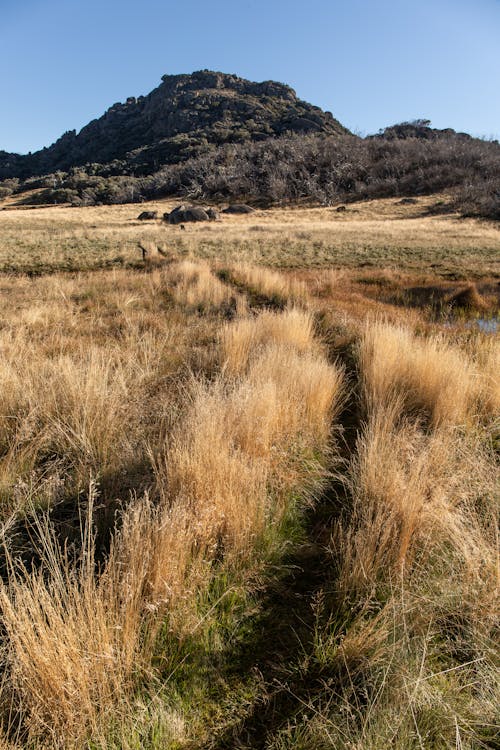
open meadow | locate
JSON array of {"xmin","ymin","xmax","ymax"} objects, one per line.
[
  {"xmin": 0, "ymin": 196, "xmax": 497, "ymax": 749},
  {"xmin": 1, "ymin": 192, "xmax": 500, "ymax": 277}
]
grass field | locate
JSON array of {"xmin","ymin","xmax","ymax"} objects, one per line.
[
  {"xmin": 0, "ymin": 196, "xmax": 497, "ymax": 749},
  {"xmin": 1, "ymin": 193, "xmax": 500, "ymax": 277}
]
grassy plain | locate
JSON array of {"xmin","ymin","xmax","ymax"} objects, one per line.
[
  {"xmin": 0, "ymin": 195, "xmax": 497, "ymax": 749},
  {"xmin": 1, "ymin": 192, "xmax": 500, "ymax": 277}
]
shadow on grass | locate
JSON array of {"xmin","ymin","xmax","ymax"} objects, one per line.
[{"xmin": 202, "ymin": 339, "xmax": 361, "ymax": 750}]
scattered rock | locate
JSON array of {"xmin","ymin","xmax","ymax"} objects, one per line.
[
  {"xmin": 397, "ymin": 198, "xmax": 418, "ymax": 205},
  {"xmin": 222, "ymin": 204, "xmax": 255, "ymax": 214},
  {"xmin": 336, "ymin": 205, "xmax": 347, "ymax": 212},
  {"xmin": 183, "ymin": 206, "xmax": 210, "ymax": 222},
  {"xmin": 164, "ymin": 205, "xmax": 187, "ymax": 224},
  {"xmin": 137, "ymin": 211, "xmax": 158, "ymax": 220}
]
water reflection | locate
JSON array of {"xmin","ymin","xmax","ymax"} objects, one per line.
[
  {"xmin": 442, "ymin": 315, "xmax": 499, "ymax": 334},
  {"xmin": 472, "ymin": 317, "xmax": 498, "ymax": 334}
]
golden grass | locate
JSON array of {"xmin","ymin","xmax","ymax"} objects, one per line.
[
  {"xmin": 163, "ymin": 347, "xmax": 342, "ymax": 554},
  {"xmin": 342, "ymin": 319, "xmax": 499, "ymax": 591},
  {"xmin": 359, "ymin": 320, "xmax": 481, "ymax": 427},
  {"xmin": 1, "ymin": 194, "xmax": 499, "ymax": 276},
  {"xmin": 0, "ymin": 497, "xmax": 139, "ymax": 744},
  {"xmin": 0, "ymin": 245, "xmax": 496, "ymax": 748},
  {"xmin": 163, "ymin": 315, "xmax": 343, "ymax": 551},
  {"xmin": 227, "ymin": 262, "xmax": 308, "ymax": 305},
  {"xmin": 162, "ymin": 259, "xmax": 243, "ymax": 312},
  {"xmin": 219, "ymin": 307, "xmax": 318, "ymax": 376},
  {"xmin": 336, "ymin": 399, "xmax": 497, "ymax": 598},
  {"xmin": 314, "ymin": 318, "xmax": 499, "ymax": 750},
  {"xmin": 0, "ymin": 292, "xmax": 344, "ymax": 746},
  {"xmin": 0, "ymin": 270, "xmax": 213, "ymax": 522},
  {"xmin": 358, "ymin": 319, "xmax": 500, "ymax": 431},
  {"xmin": 468, "ymin": 335, "xmax": 500, "ymax": 415}
]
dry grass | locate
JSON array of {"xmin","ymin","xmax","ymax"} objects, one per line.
[
  {"xmin": 316, "ymin": 318, "xmax": 499, "ymax": 750},
  {"xmin": 468, "ymin": 335, "xmax": 500, "ymax": 415},
  {"xmin": 341, "ymin": 319, "xmax": 499, "ymax": 593},
  {"xmin": 0, "ymin": 492, "xmax": 140, "ymax": 744},
  {"xmin": 1, "ymin": 195, "xmax": 499, "ymax": 276},
  {"xmin": 359, "ymin": 320, "xmax": 482, "ymax": 427},
  {"xmin": 0, "ymin": 240, "xmax": 496, "ymax": 748},
  {"xmin": 219, "ymin": 307, "xmax": 318, "ymax": 376},
  {"xmin": 162, "ymin": 259, "xmax": 244, "ymax": 313},
  {"xmin": 162, "ymin": 313, "xmax": 343, "ymax": 553},
  {"xmin": 163, "ymin": 345, "xmax": 342, "ymax": 555},
  {"xmin": 0, "ymin": 271, "xmax": 202, "ymax": 521},
  {"xmin": 226, "ymin": 263, "xmax": 308, "ymax": 305},
  {"xmin": 0, "ymin": 287, "xmax": 344, "ymax": 746},
  {"xmin": 336, "ymin": 399, "xmax": 497, "ymax": 598},
  {"xmin": 358, "ymin": 319, "xmax": 500, "ymax": 430}
]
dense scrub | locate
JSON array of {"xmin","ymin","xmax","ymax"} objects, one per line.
[{"xmin": 4, "ymin": 126, "xmax": 499, "ymax": 219}]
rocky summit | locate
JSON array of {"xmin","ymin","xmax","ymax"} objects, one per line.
[{"xmin": 0, "ymin": 70, "xmax": 348, "ymax": 179}]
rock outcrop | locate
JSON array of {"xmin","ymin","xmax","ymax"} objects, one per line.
[{"xmin": 0, "ymin": 70, "xmax": 349, "ymax": 179}]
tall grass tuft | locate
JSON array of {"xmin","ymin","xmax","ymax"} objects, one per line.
[
  {"xmin": 358, "ymin": 320, "xmax": 479, "ymax": 427},
  {"xmin": 228, "ymin": 263, "xmax": 308, "ymax": 306},
  {"xmin": 219, "ymin": 307, "xmax": 317, "ymax": 376},
  {"xmin": 0, "ymin": 300, "xmax": 343, "ymax": 746},
  {"xmin": 316, "ymin": 319, "xmax": 499, "ymax": 750},
  {"xmin": 163, "ymin": 259, "xmax": 242, "ymax": 313}
]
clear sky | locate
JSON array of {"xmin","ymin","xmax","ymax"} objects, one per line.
[{"xmin": 1, "ymin": 0, "xmax": 499, "ymax": 154}]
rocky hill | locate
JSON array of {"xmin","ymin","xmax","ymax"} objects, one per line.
[{"xmin": 0, "ymin": 70, "xmax": 348, "ymax": 179}]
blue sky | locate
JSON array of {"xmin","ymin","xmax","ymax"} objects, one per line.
[{"xmin": 1, "ymin": 0, "xmax": 499, "ymax": 154}]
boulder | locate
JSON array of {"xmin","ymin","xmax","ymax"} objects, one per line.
[
  {"xmin": 137, "ymin": 210, "xmax": 157, "ymax": 220},
  {"xmin": 165, "ymin": 204, "xmax": 188, "ymax": 224},
  {"xmin": 222, "ymin": 204, "xmax": 255, "ymax": 214},
  {"xmin": 206, "ymin": 207, "xmax": 220, "ymax": 221},
  {"xmin": 164, "ymin": 205, "xmax": 210, "ymax": 223},
  {"xmin": 184, "ymin": 206, "xmax": 210, "ymax": 222}
]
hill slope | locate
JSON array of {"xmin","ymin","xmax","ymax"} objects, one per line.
[{"xmin": 0, "ymin": 70, "xmax": 348, "ymax": 179}]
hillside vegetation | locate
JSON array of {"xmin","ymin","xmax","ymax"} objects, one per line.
[
  {"xmin": 1, "ymin": 72, "xmax": 498, "ymax": 220},
  {"xmin": 4, "ymin": 129, "xmax": 499, "ymax": 220}
]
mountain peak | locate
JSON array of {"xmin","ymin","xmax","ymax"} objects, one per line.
[
  {"xmin": 159, "ymin": 69, "xmax": 298, "ymax": 98},
  {"xmin": 0, "ymin": 70, "xmax": 348, "ymax": 179}
]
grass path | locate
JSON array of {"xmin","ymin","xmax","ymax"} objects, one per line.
[{"xmin": 0, "ymin": 261, "xmax": 497, "ymax": 748}]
